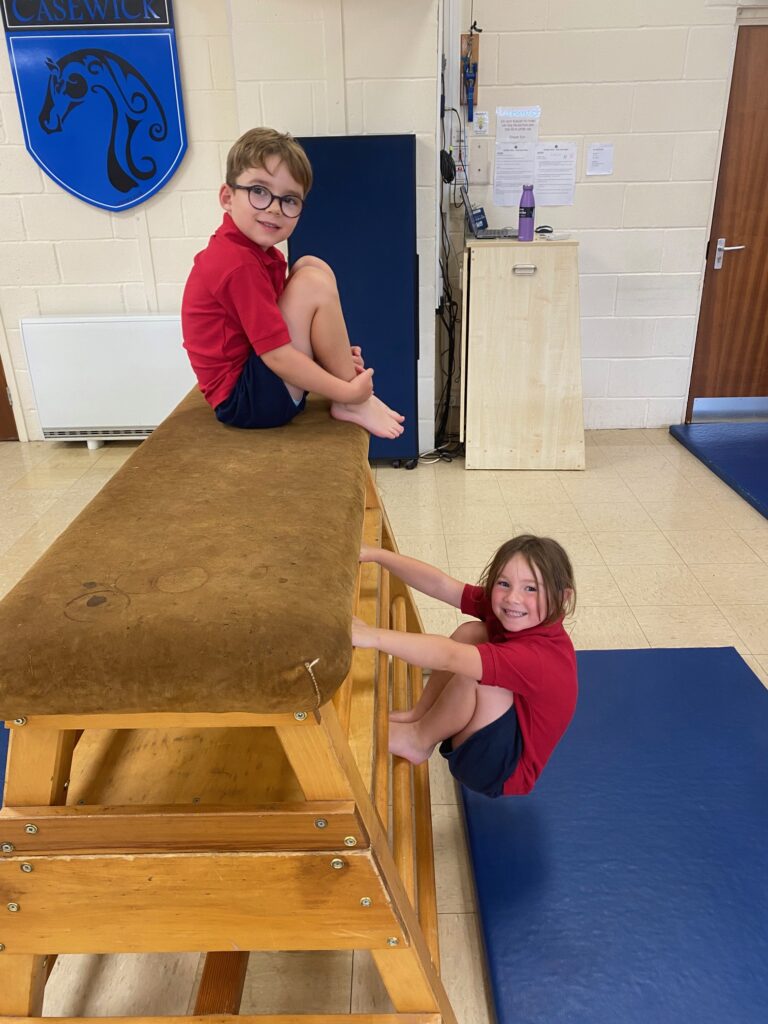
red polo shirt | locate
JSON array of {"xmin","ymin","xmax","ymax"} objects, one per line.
[{"xmin": 181, "ymin": 213, "xmax": 292, "ymax": 409}]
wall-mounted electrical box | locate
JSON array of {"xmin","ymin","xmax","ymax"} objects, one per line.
[{"xmin": 469, "ymin": 138, "xmax": 489, "ymax": 184}]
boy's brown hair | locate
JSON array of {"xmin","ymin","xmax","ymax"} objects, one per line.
[
  {"xmin": 479, "ymin": 534, "xmax": 576, "ymax": 626},
  {"xmin": 226, "ymin": 127, "xmax": 313, "ymax": 195}
]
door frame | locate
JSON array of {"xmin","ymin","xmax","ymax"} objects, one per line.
[{"xmin": 0, "ymin": 329, "xmax": 26, "ymax": 442}]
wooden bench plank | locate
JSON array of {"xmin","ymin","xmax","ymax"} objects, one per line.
[
  {"xmin": 12, "ymin": 1016, "xmax": 441, "ymax": 1024},
  {"xmin": 0, "ymin": 804, "xmax": 365, "ymax": 855},
  {"xmin": 0, "ymin": 852, "xmax": 404, "ymax": 955}
]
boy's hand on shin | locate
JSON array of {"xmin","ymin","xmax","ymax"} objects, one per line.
[
  {"xmin": 351, "ymin": 345, "xmax": 365, "ymax": 374},
  {"xmin": 344, "ymin": 367, "xmax": 374, "ymax": 404}
]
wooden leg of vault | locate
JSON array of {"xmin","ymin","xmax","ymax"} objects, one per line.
[
  {"xmin": 0, "ymin": 726, "xmax": 77, "ymax": 1015},
  {"xmin": 278, "ymin": 704, "xmax": 457, "ymax": 1024},
  {"xmin": 193, "ymin": 950, "xmax": 251, "ymax": 1015}
]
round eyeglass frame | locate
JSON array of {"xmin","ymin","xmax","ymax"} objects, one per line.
[{"xmin": 228, "ymin": 183, "xmax": 304, "ymax": 218}]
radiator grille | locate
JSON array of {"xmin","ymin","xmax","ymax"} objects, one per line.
[{"xmin": 43, "ymin": 426, "xmax": 153, "ymax": 439}]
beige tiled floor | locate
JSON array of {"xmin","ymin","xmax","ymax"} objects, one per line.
[{"xmin": 2, "ymin": 428, "xmax": 768, "ymax": 1021}]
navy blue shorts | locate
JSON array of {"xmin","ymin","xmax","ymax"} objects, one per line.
[
  {"xmin": 215, "ymin": 349, "xmax": 307, "ymax": 429},
  {"xmin": 439, "ymin": 702, "xmax": 522, "ymax": 798}
]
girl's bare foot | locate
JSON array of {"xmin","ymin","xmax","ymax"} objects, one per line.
[
  {"xmin": 331, "ymin": 395, "xmax": 405, "ymax": 439},
  {"xmin": 389, "ymin": 708, "xmax": 419, "ymax": 723},
  {"xmin": 388, "ymin": 722, "xmax": 434, "ymax": 765}
]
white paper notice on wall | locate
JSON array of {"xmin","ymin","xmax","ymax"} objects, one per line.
[
  {"xmin": 535, "ymin": 142, "xmax": 577, "ymax": 206},
  {"xmin": 473, "ymin": 111, "xmax": 489, "ymax": 135},
  {"xmin": 493, "ymin": 142, "xmax": 536, "ymax": 207},
  {"xmin": 493, "ymin": 106, "xmax": 542, "ymax": 205},
  {"xmin": 586, "ymin": 142, "xmax": 614, "ymax": 176},
  {"xmin": 496, "ymin": 106, "xmax": 541, "ymax": 145}
]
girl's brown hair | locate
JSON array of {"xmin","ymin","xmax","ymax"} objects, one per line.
[
  {"xmin": 479, "ymin": 534, "xmax": 576, "ymax": 626},
  {"xmin": 226, "ymin": 127, "xmax": 313, "ymax": 195}
]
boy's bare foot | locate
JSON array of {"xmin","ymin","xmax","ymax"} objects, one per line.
[
  {"xmin": 331, "ymin": 396, "xmax": 405, "ymax": 439},
  {"xmin": 388, "ymin": 722, "xmax": 434, "ymax": 765},
  {"xmin": 389, "ymin": 708, "xmax": 419, "ymax": 723}
]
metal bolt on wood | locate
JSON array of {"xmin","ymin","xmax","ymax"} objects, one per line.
[
  {"xmin": 24, "ymin": 824, "xmax": 38, "ymax": 835},
  {"xmin": 20, "ymin": 864, "xmax": 33, "ymax": 873},
  {"xmin": 360, "ymin": 897, "xmax": 372, "ymax": 907},
  {"xmin": 7, "ymin": 904, "xmax": 20, "ymax": 913},
  {"xmin": 387, "ymin": 937, "xmax": 399, "ymax": 947},
  {"xmin": 13, "ymin": 717, "xmax": 27, "ymax": 726},
  {"xmin": 294, "ymin": 711, "xmax": 307, "ymax": 721},
  {"xmin": 0, "ymin": 943, "xmax": 5, "ymax": 952},
  {"xmin": 330, "ymin": 858, "xmax": 345, "ymax": 870},
  {"xmin": 314, "ymin": 818, "xmax": 328, "ymax": 829},
  {"xmin": 343, "ymin": 836, "xmax": 357, "ymax": 847},
  {"xmin": 1, "ymin": 844, "xmax": 14, "ymax": 853}
]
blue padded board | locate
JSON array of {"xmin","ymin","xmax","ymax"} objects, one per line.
[
  {"xmin": 669, "ymin": 422, "xmax": 768, "ymax": 519},
  {"xmin": 461, "ymin": 648, "xmax": 768, "ymax": 1024}
]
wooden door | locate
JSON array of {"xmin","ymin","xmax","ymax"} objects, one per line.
[
  {"xmin": 0, "ymin": 355, "xmax": 19, "ymax": 441},
  {"xmin": 686, "ymin": 25, "xmax": 768, "ymax": 420}
]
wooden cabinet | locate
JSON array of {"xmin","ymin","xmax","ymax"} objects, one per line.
[{"xmin": 459, "ymin": 239, "xmax": 585, "ymax": 470}]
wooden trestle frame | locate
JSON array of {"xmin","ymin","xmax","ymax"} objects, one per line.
[{"xmin": 0, "ymin": 467, "xmax": 457, "ymax": 1024}]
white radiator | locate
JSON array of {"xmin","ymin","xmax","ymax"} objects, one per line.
[{"xmin": 22, "ymin": 315, "xmax": 197, "ymax": 442}]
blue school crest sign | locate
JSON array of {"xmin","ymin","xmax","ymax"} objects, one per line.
[{"xmin": 2, "ymin": 1, "xmax": 187, "ymax": 211}]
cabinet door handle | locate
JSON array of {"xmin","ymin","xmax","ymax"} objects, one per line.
[{"xmin": 512, "ymin": 264, "xmax": 537, "ymax": 275}]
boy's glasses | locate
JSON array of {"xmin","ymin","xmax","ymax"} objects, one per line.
[{"xmin": 228, "ymin": 183, "xmax": 304, "ymax": 218}]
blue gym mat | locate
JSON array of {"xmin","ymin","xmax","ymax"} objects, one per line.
[
  {"xmin": 461, "ymin": 647, "xmax": 768, "ymax": 1024},
  {"xmin": 669, "ymin": 421, "xmax": 768, "ymax": 519}
]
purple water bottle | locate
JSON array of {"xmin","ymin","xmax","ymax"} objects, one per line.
[{"xmin": 518, "ymin": 184, "xmax": 535, "ymax": 241}]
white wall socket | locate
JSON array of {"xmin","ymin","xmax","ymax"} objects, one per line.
[{"xmin": 469, "ymin": 138, "xmax": 489, "ymax": 185}]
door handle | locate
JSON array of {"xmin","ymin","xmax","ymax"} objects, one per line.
[{"xmin": 713, "ymin": 237, "xmax": 746, "ymax": 270}]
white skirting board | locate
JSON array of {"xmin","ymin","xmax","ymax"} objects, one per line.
[{"xmin": 22, "ymin": 315, "xmax": 197, "ymax": 441}]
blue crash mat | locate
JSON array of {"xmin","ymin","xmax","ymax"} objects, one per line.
[
  {"xmin": 461, "ymin": 648, "xmax": 768, "ymax": 1024},
  {"xmin": 669, "ymin": 421, "xmax": 768, "ymax": 518}
]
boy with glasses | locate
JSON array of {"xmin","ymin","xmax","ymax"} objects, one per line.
[{"xmin": 181, "ymin": 127, "xmax": 405, "ymax": 437}]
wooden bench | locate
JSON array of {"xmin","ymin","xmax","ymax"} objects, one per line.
[{"xmin": 0, "ymin": 391, "xmax": 456, "ymax": 1024}]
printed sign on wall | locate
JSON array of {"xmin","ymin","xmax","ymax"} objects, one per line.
[{"xmin": 2, "ymin": 1, "xmax": 187, "ymax": 211}]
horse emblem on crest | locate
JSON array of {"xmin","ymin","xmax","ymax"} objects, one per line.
[
  {"xmin": 6, "ymin": 30, "xmax": 186, "ymax": 211},
  {"xmin": 40, "ymin": 48, "xmax": 169, "ymax": 195}
]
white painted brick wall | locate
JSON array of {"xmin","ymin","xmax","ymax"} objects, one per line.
[
  {"xmin": 458, "ymin": 0, "xmax": 741, "ymax": 428},
  {"xmin": 0, "ymin": 0, "xmax": 749, "ymax": 441},
  {"xmin": 27, "ymin": 4, "xmax": 410, "ymax": 455}
]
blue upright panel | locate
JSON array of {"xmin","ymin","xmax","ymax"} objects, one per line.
[
  {"xmin": 461, "ymin": 647, "xmax": 768, "ymax": 1024},
  {"xmin": 670, "ymin": 422, "xmax": 768, "ymax": 519},
  {"xmin": 289, "ymin": 135, "xmax": 419, "ymax": 461}
]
